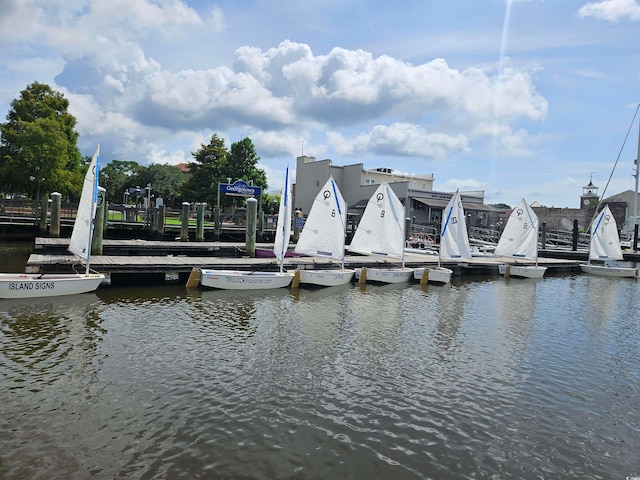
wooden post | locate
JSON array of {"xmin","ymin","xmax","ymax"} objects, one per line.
[
  {"xmin": 92, "ymin": 187, "xmax": 105, "ymax": 255},
  {"xmin": 39, "ymin": 196, "xmax": 48, "ymax": 235},
  {"xmin": 181, "ymin": 202, "xmax": 190, "ymax": 242},
  {"xmin": 50, "ymin": 192, "xmax": 62, "ymax": 238},
  {"xmin": 572, "ymin": 219, "xmax": 579, "ymax": 251},
  {"xmin": 186, "ymin": 268, "xmax": 201, "ymax": 288},
  {"xmin": 420, "ymin": 268, "xmax": 429, "ymax": 285},
  {"xmin": 246, "ymin": 197, "xmax": 257, "ymax": 257},
  {"xmin": 257, "ymin": 210, "xmax": 264, "ymax": 242},
  {"xmin": 156, "ymin": 204, "xmax": 166, "ymax": 239},
  {"xmin": 196, "ymin": 203, "xmax": 205, "ymax": 242},
  {"xmin": 291, "ymin": 269, "xmax": 300, "ymax": 289},
  {"xmin": 541, "ymin": 221, "xmax": 547, "ymax": 250},
  {"xmin": 405, "ymin": 217, "xmax": 411, "ymax": 242},
  {"xmin": 214, "ymin": 206, "xmax": 221, "ymax": 241},
  {"xmin": 358, "ymin": 267, "xmax": 367, "ymax": 285}
]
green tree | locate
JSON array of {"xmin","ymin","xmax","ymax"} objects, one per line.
[
  {"xmin": 181, "ymin": 134, "xmax": 228, "ymax": 207},
  {"xmin": 226, "ymin": 138, "xmax": 268, "ymax": 189},
  {"xmin": 129, "ymin": 163, "xmax": 185, "ymax": 208},
  {"xmin": 100, "ymin": 160, "xmax": 143, "ymax": 203},
  {"xmin": 0, "ymin": 82, "xmax": 82, "ymax": 201}
]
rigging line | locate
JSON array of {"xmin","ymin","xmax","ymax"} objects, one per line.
[{"xmin": 599, "ymin": 103, "xmax": 640, "ymax": 203}]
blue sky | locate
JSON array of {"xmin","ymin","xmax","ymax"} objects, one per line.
[{"xmin": 1, "ymin": 0, "xmax": 640, "ymax": 208}]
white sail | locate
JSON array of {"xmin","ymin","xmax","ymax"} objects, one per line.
[
  {"xmin": 68, "ymin": 145, "xmax": 100, "ymax": 266},
  {"xmin": 349, "ymin": 183, "xmax": 405, "ymax": 260},
  {"xmin": 589, "ymin": 205, "xmax": 623, "ymax": 262},
  {"xmin": 494, "ymin": 198, "xmax": 539, "ymax": 261},
  {"xmin": 294, "ymin": 176, "xmax": 347, "ymax": 262},
  {"xmin": 439, "ymin": 189, "xmax": 471, "ymax": 261},
  {"xmin": 273, "ymin": 165, "xmax": 292, "ymax": 268}
]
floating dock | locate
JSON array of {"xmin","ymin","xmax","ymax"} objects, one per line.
[{"xmin": 24, "ymin": 238, "xmax": 586, "ymax": 286}]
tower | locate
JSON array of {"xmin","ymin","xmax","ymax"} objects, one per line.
[{"xmin": 580, "ymin": 174, "xmax": 599, "ymax": 209}]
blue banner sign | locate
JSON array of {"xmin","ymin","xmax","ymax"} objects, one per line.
[{"xmin": 220, "ymin": 180, "xmax": 261, "ymax": 197}]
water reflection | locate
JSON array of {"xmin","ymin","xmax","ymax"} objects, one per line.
[
  {"xmin": 0, "ymin": 293, "xmax": 103, "ymax": 390},
  {"xmin": 0, "ymin": 268, "xmax": 639, "ymax": 479}
]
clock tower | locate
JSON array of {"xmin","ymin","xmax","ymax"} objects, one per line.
[{"xmin": 580, "ymin": 175, "xmax": 599, "ymax": 209}]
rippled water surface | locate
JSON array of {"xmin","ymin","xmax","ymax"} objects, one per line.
[{"xmin": 1, "ymin": 243, "xmax": 639, "ymax": 479}]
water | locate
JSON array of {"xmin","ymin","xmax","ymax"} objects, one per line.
[{"xmin": 1, "ymin": 242, "xmax": 639, "ymax": 479}]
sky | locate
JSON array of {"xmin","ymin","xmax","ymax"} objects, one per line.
[{"xmin": 1, "ymin": 0, "xmax": 640, "ymax": 208}]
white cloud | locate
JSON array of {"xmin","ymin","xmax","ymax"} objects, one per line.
[
  {"xmin": 328, "ymin": 123, "xmax": 469, "ymax": 159},
  {"xmin": 577, "ymin": 0, "xmax": 640, "ymax": 21}
]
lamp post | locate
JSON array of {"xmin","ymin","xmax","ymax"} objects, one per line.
[
  {"xmin": 145, "ymin": 183, "xmax": 152, "ymax": 227},
  {"xmin": 29, "ymin": 172, "xmax": 45, "ymax": 222},
  {"xmin": 123, "ymin": 190, "xmax": 129, "ymax": 204}
]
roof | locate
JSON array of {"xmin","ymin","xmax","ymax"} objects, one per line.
[{"xmin": 412, "ymin": 197, "xmax": 501, "ymax": 212}]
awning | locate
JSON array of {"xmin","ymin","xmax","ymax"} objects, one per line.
[{"xmin": 412, "ymin": 197, "xmax": 500, "ymax": 212}]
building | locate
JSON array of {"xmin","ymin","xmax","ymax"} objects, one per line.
[
  {"xmin": 294, "ymin": 155, "xmax": 502, "ymax": 231},
  {"xmin": 531, "ymin": 177, "xmax": 639, "ymax": 236}
]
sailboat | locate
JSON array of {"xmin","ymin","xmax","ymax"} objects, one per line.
[
  {"xmin": 350, "ymin": 183, "xmax": 413, "ymax": 284},
  {"xmin": 293, "ymin": 176, "xmax": 355, "ymax": 286},
  {"xmin": 494, "ymin": 198, "xmax": 547, "ymax": 279},
  {"xmin": 0, "ymin": 145, "xmax": 105, "ymax": 298},
  {"xmin": 200, "ymin": 166, "xmax": 295, "ymax": 289},
  {"xmin": 580, "ymin": 204, "xmax": 639, "ymax": 278},
  {"xmin": 413, "ymin": 189, "xmax": 471, "ymax": 285}
]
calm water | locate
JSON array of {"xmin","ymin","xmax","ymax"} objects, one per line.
[{"xmin": 1, "ymin": 242, "xmax": 639, "ymax": 479}]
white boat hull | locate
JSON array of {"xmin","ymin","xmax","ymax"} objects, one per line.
[
  {"xmin": 413, "ymin": 267, "xmax": 452, "ymax": 285},
  {"xmin": 298, "ymin": 269, "xmax": 355, "ymax": 287},
  {"xmin": 404, "ymin": 247, "xmax": 438, "ymax": 255},
  {"xmin": 200, "ymin": 270, "xmax": 294, "ymax": 290},
  {"xmin": 498, "ymin": 264, "xmax": 547, "ymax": 279},
  {"xmin": 355, "ymin": 267, "xmax": 413, "ymax": 284},
  {"xmin": 580, "ymin": 264, "xmax": 639, "ymax": 278},
  {"xmin": 0, "ymin": 273, "xmax": 105, "ymax": 299}
]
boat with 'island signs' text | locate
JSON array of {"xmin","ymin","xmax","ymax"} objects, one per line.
[{"xmin": 0, "ymin": 145, "xmax": 105, "ymax": 299}]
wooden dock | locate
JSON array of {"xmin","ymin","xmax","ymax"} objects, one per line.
[{"xmin": 25, "ymin": 238, "xmax": 584, "ymax": 286}]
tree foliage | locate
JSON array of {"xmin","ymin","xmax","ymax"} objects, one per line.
[
  {"xmin": 181, "ymin": 134, "xmax": 269, "ymax": 209},
  {"xmin": 227, "ymin": 138, "xmax": 268, "ymax": 190},
  {"xmin": 128, "ymin": 163, "xmax": 185, "ymax": 208},
  {"xmin": 0, "ymin": 82, "xmax": 82, "ymax": 199},
  {"xmin": 490, "ymin": 203, "xmax": 511, "ymax": 210},
  {"xmin": 100, "ymin": 160, "xmax": 144, "ymax": 203},
  {"xmin": 100, "ymin": 160, "xmax": 184, "ymax": 207},
  {"xmin": 181, "ymin": 134, "xmax": 228, "ymax": 207}
]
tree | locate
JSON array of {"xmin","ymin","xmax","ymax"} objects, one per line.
[
  {"xmin": 129, "ymin": 163, "xmax": 185, "ymax": 208},
  {"xmin": 0, "ymin": 82, "xmax": 82, "ymax": 200},
  {"xmin": 226, "ymin": 138, "xmax": 268, "ymax": 189},
  {"xmin": 181, "ymin": 134, "xmax": 228, "ymax": 207},
  {"xmin": 100, "ymin": 160, "xmax": 143, "ymax": 203}
]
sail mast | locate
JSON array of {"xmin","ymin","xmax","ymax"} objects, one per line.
[
  {"xmin": 86, "ymin": 146, "xmax": 100, "ymax": 274},
  {"xmin": 633, "ymin": 110, "xmax": 640, "ymax": 247}
]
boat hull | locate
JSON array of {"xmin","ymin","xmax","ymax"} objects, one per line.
[
  {"xmin": 200, "ymin": 269, "xmax": 294, "ymax": 289},
  {"xmin": 0, "ymin": 273, "xmax": 105, "ymax": 299},
  {"xmin": 298, "ymin": 269, "xmax": 355, "ymax": 287},
  {"xmin": 355, "ymin": 267, "xmax": 413, "ymax": 284},
  {"xmin": 498, "ymin": 264, "xmax": 547, "ymax": 279},
  {"xmin": 579, "ymin": 264, "xmax": 639, "ymax": 278},
  {"xmin": 413, "ymin": 267, "xmax": 452, "ymax": 285}
]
